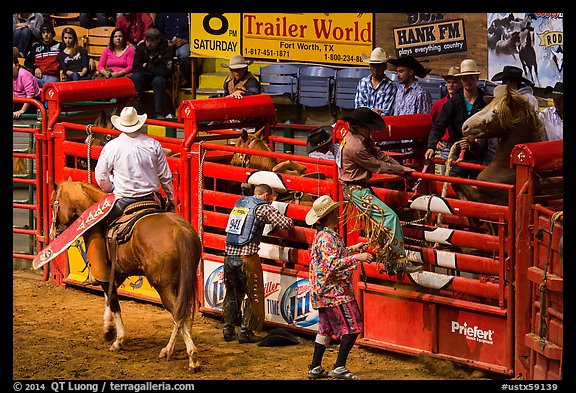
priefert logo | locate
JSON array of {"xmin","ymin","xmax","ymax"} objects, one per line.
[{"xmin": 451, "ymin": 321, "xmax": 494, "ymax": 344}]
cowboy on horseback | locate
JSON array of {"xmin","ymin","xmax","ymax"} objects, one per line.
[
  {"xmin": 91, "ymin": 106, "xmax": 175, "ymax": 284},
  {"xmin": 337, "ymin": 107, "xmax": 421, "ymax": 276}
]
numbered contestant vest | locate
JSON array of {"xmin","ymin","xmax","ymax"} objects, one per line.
[{"xmin": 225, "ymin": 196, "xmax": 268, "ymax": 247}]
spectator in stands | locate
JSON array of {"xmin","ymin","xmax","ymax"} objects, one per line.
[
  {"xmin": 13, "ymin": 13, "xmax": 44, "ymax": 56},
  {"xmin": 130, "ymin": 28, "xmax": 175, "ymax": 119},
  {"xmin": 221, "ymin": 54, "xmax": 261, "ymax": 99},
  {"xmin": 491, "ymin": 65, "xmax": 539, "ymax": 112},
  {"xmin": 116, "ymin": 13, "xmax": 153, "ymax": 47},
  {"xmin": 388, "ymin": 55, "xmax": 433, "ymax": 115},
  {"xmin": 58, "ymin": 27, "xmax": 91, "ymax": 81},
  {"xmin": 424, "ymin": 59, "xmax": 488, "ymax": 178},
  {"xmin": 25, "ymin": 22, "xmax": 63, "ymax": 88},
  {"xmin": 430, "ymin": 66, "xmax": 462, "ymax": 174},
  {"xmin": 307, "ymin": 126, "xmax": 337, "ymax": 160},
  {"xmin": 96, "ymin": 27, "xmax": 135, "ymax": 78},
  {"xmin": 13, "ymin": 53, "xmax": 41, "ymax": 118},
  {"xmin": 305, "ymin": 195, "xmax": 373, "ymax": 380},
  {"xmin": 154, "ymin": 13, "xmax": 191, "ymax": 87},
  {"xmin": 354, "ymin": 47, "xmax": 397, "ymax": 116},
  {"xmin": 79, "ymin": 13, "xmax": 114, "ymax": 29},
  {"xmin": 539, "ymin": 82, "xmax": 563, "ymax": 141}
]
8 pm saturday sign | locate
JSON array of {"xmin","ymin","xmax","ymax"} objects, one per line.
[{"xmin": 191, "ymin": 13, "xmax": 373, "ymax": 65}]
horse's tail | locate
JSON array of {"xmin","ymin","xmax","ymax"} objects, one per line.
[{"xmin": 173, "ymin": 226, "xmax": 201, "ymax": 323}]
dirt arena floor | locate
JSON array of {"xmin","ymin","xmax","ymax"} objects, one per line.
[{"xmin": 13, "ymin": 270, "xmax": 496, "ymax": 382}]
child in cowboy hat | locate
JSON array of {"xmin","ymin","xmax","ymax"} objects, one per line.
[
  {"xmin": 355, "ymin": 47, "xmax": 397, "ymax": 116},
  {"xmin": 306, "ymin": 195, "xmax": 373, "ymax": 380},
  {"xmin": 306, "ymin": 125, "xmax": 337, "ymax": 160},
  {"xmin": 222, "ymin": 53, "xmax": 261, "ymax": 99}
]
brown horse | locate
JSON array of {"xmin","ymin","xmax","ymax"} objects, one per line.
[
  {"xmin": 49, "ymin": 179, "xmax": 203, "ymax": 371},
  {"xmin": 454, "ymin": 85, "xmax": 544, "ymax": 205},
  {"xmin": 230, "ymin": 127, "xmax": 307, "ymax": 175}
]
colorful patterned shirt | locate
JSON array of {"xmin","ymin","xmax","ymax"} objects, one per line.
[
  {"xmin": 225, "ymin": 203, "xmax": 293, "ymax": 256},
  {"xmin": 354, "ymin": 75, "xmax": 397, "ymax": 116},
  {"xmin": 393, "ymin": 79, "xmax": 433, "ymax": 115},
  {"xmin": 309, "ymin": 227, "xmax": 358, "ymax": 309}
]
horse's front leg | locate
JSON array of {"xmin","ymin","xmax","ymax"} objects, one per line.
[{"xmin": 102, "ymin": 284, "xmax": 127, "ymax": 352}]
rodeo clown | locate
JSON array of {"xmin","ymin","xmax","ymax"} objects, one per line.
[
  {"xmin": 336, "ymin": 107, "xmax": 422, "ymax": 276},
  {"xmin": 223, "ymin": 183, "xmax": 294, "ymax": 343}
]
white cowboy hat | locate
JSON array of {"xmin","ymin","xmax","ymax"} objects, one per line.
[
  {"xmin": 111, "ymin": 107, "xmax": 147, "ymax": 133},
  {"xmin": 361, "ymin": 47, "xmax": 392, "ymax": 64},
  {"xmin": 454, "ymin": 59, "xmax": 481, "ymax": 76},
  {"xmin": 305, "ymin": 195, "xmax": 346, "ymax": 225},
  {"xmin": 221, "ymin": 54, "xmax": 254, "ymax": 70}
]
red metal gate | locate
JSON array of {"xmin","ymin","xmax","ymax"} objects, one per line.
[{"xmin": 21, "ymin": 78, "xmax": 564, "ymax": 379}]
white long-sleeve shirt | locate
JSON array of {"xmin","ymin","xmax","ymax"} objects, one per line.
[{"xmin": 95, "ymin": 132, "xmax": 174, "ymax": 201}]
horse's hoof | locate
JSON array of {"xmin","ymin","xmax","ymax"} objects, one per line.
[
  {"xmin": 104, "ymin": 329, "xmax": 116, "ymax": 342},
  {"xmin": 189, "ymin": 364, "xmax": 201, "ymax": 373},
  {"xmin": 109, "ymin": 342, "xmax": 123, "ymax": 352},
  {"xmin": 159, "ymin": 348, "xmax": 171, "ymax": 360}
]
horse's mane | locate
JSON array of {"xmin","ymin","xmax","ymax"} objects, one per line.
[
  {"xmin": 80, "ymin": 182, "xmax": 106, "ymax": 203},
  {"xmin": 490, "ymin": 88, "xmax": 543, "ymax": 138}
]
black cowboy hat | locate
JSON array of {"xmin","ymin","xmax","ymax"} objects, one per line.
[
  {"xmin": 491, "ymin": 65, "xmax": 534, "ymax": 87},
  {"xmin": 543, "ymin": 82, "xmax": 563, "ymax": 99},
  {"xmin": 341, "ymin": 107, "xmax": 386, "ymax": 131},
  {"xmin": 257, "ymin": 328, "xmax": 299, "ymax": 347},
  {"xmin": 388, "ymin": 55, "xmax": 428, "ymax": 78},
  {"xmin": 306, "ymin": 126, "xmax": 333, "ymax": 154}
]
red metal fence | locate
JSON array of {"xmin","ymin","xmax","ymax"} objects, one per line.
[{"xmin": 13, "ymin": 78, "xmax": 563, "ymax": 379}]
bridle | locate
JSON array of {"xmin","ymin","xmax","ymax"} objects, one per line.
[{"xmin": 49, "ymin": 186, "xmax": 66, "ymax": 240}]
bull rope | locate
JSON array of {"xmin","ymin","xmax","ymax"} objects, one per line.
[
  {"xmin": 197, "ymin": 141, "xmax": 207, "ymax": 243},
  {"xmin": 85, "ymin": 124, "xmax": 94, "ymax": 183}
]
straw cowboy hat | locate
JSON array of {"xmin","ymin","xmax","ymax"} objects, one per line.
[
  {"xmin": 483, "ymin": 84, "xmax": 508, "ymax": 104},
  {"xmin": 111, "ymin": 107, "xmax": 147, "ymax": 133},
  {"xmin": 454, "ymin": 59, "xmax": 481, "ymax": 76},
  {"xmin": 442, "ymin": 66, "xmax": 460, "ymax": 80},
  {"xmin": 221, "ymin": 54, "xmax": 253, "ymax": 69},
  {"xmin": 388, "ymin": 55, "xmax": 428, "ymax": 78},
  {"xmin": 305, "ymin": 195, "xmax": 347, "ymax": 225},
  {"xmin": 543, "ymin": 82, "xmax": 563, "ymax": 99},
  {"xmin": 306, "ymin": 126, "xmax": 333, "ymax": 154},
  {"xmin": 491, "ymin": 65, "xmax": 533, "ymax": 86},
  {"xmin": 341, "ymin": 107, "xmax": 386, "ymax": 131},
  {"xmin": 361, "ymin": 47, "xmax": 392, "ymax": 64}
]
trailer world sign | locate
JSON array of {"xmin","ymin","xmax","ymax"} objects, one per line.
[{"xmin": 394, "ymin": 19, "xmax": 467, "ymax": 58}]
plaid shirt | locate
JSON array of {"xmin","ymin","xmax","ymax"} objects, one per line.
[
  {"xmin": 354, "ymin": 75, "xmax": 397, "ymax": 116},
  {"xmin": 225, "ymin": 203, "xmax": 293, "ymax": 256},
  {"xmin": 393, "ymin": 80, "xmax": 433, "ymax": 115}
]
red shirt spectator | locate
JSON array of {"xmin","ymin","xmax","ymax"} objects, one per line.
[{"xmin": 115, "ymin": 13, "xmax": 153, "ymax": 46}]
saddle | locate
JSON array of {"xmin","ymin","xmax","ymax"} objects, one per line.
[{"xmin": 106, "ymin": 200, "xmax": 163, "ymax": 263}]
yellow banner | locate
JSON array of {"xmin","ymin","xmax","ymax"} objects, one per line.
[
  {"xmin": 190, "ymin": 13, "xmax": 373, "ymax": 65},
  {"xmin": 242, "ymin": 13, "xmax": 372, "ymax": 65},
  {"xmin": 190, "ymin": 13, "xmax": 242, "ymax": 59}
]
